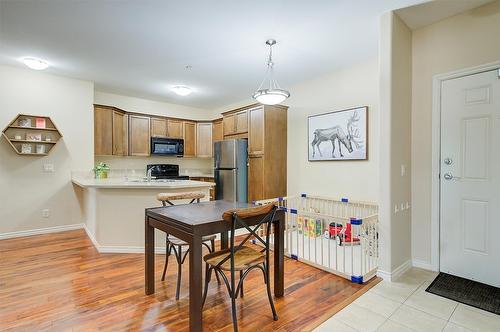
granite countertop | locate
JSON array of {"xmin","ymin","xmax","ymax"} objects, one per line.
[{"xmin": 71, "ymin": 175, "xmax": 215, "ymax": 189}]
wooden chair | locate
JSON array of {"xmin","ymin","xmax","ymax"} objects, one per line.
[
  {"xmin": 157, "ymin": 192, "xmax": 218, "ymax": 300},
  {"xmin": 202, "ymin": 204, "xmax": 278, "ymax": 331}
]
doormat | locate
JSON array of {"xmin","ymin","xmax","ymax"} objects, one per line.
[{"xmin": 426, "ymin": 273, "xmax": 500, "ymax": 315}]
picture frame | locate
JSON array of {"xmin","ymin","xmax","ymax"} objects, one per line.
[
  {"xmin": 21, "ymin": 144, "xmax": 32, "ymax": 154},
  {"xmin": 308, "ymin": 106, "xmax": 368, "ymax": 161},
  {"xmin": 26, "ymin": 132, "xmax": 42, "ymax": 141},
  {"xmin": 18, "ymin": 118, "xmax": 32, "ymax": 128}
]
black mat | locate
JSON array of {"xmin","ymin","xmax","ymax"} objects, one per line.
[{"xmin": 426, "ymin": 273, "xmax": 500, "ymax": 315}]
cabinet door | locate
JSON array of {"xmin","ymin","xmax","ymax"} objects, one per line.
[
  {"xmin": 94, "ymin": 106, "xmax": 113, "ymax": 155},
  {"xmin": 223, "ymin": 114, "xmax": 235, "ymax": 136},
  {"xmin": 112, "ymin": 111, "xmax": 128, "ymax": 156},
  {"xmin": 129, "ymin": 115, "xmax": 150, "ymax": 156},
  {"xmin": 248, "ymin": 107, "xmax": 265, "ymax": 155},
  {"xmin": 151, "ymin": 118, "xmax": 167, "ymax": 137},
  {"xmin": 235, "ymin": 110, "xmax": 248, "ymax": 133},
  {"xmin": 196, "ymin": 122, "xmax": 213, "ymax": 158},
  {"xmin": 167, "ymin": 119, "xmax": 183, "ymax": 138},
  {"xmin": 248, "ymin": 155, "xmax": 264, "ymax": 202},
  {"xmin": 212, "ymin": 119, "xmax": 223, "ymax": 142},
  {"xmin": 183, "ymin": 121, "xmax": 196, "ymax": 157}
]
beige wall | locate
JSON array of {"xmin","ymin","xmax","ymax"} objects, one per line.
[
  {"xmin": 378, "ymin": 12, "xmax": 412, "ymax": 277},
  {"xmin": 411, "ymin": 0, "xmax": 500, "ymax": 266},
  {"xmin": 0, "ymin": 65, "xmax": 94, "ymax": 235},
  {"xmin": 286, "ymin": 58, "xmax": 379, "ymax": 201}
]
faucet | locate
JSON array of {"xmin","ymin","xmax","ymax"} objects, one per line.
[{"xmin": 146, "ymin": 168, "xmax": 153, "ymax": 182}]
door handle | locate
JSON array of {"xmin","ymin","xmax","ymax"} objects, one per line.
[{"xmin": 443, "ymin": 173, "xmax": 461, "ymax": 180}]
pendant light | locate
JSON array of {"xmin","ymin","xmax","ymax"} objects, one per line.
[{"xmin": 252, "ymin": 39, "xmax": 290, "ymax": 105}]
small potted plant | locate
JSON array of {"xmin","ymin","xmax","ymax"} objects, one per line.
[{"xmin": 93, "ymin": 162, "xmax": 110, "ymax": 179}]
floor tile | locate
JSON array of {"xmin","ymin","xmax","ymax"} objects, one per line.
[
  {"xmin": 404, "ymin": 282, "xmax": 458, "ymax": 320},
  {"xmin": 370, "ymin": 281, "xmax": 417, "ymax": 303},
  {"xmin": 314, "ymin": 317, "xmax": 360, "ymax": 332},
  {"xmin": 450, "ymin": 304, "xmax": 500, "ymax": 332},
  {"xmin": 389, "ymin": 304, "xmax": 447, "ymax": 332},
  {"xmin": 354, "ymin": 291, "xmax": 401, "ymax": 317},
  {"xmin": 334, "ymin": 303, "xmax": 387, "ymax": 332},
  {"xmin": 442, "ymin": 322, "xmax": 473, "ymax": 332},
  {"xmin": 376, "ymin": 319, "xmax": 415, "ymax": 332}
]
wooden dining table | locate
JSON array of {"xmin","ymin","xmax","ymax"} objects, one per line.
[{"xmin": 144, "ymin": 200, "xmax": 285, "ymax": 332}]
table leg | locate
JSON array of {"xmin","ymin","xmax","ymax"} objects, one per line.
[
  {"xmin": 273, "ymin": 212, "xmax": 285, "ymax": 297},
  {"xmin": 189, "ymin": 234, "xmax": 203, "ymax": 332},
  {"xmin": 220, "ymin": 231, "xmax": 229, "ymax": 250},
  {"xmin": 145, "ymin": 215, "xmax": 155, "ymax": 295}
]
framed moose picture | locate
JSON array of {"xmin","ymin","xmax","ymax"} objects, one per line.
[{"xmin": 308, "ymin": 106, "xmax": 367, "ymax": 161}]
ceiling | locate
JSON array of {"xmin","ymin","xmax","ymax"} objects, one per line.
[{"xmin": 1, "ymin": 0, "xmax": 431, "ymax": 109}]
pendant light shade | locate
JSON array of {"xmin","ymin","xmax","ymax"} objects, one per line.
[{"xmin": 252, "ymin": 39, "xmax": 290, "ymax": 105}]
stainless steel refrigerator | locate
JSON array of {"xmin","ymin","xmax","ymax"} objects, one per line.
[{"xmin": 214, "ymin": 139, "xmax": 248, "ymax": 202}]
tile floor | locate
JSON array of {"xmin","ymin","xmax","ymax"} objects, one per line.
[{"xmin": 314, "ymin": 268, "xmax": 500, "ymax": 332}]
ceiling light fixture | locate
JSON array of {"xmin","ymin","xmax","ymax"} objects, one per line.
[
  {"xmin": 171, "ymin": 85, "xmax": 192, "ymax": 96},
  {"xmin": 252, "ymin": 39, "xmax": 290, "ymax": 105},
  {"xmin": 23, "ymin": 57, "xmax": 49, "ymax": 70}
]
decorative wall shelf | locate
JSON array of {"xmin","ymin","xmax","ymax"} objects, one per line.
[{"xmin": 2, "ymin": 114, "xmax": 63, "ymax": 156}]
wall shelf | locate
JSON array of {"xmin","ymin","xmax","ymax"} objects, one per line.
[{"xmin": 2, "ymin": 114, "xmax": 63, "ymax": 156}]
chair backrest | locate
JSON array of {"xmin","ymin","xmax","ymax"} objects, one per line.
[{"xmin": 216, "ymin": 204, "xmax": 277, "ymax": 270}]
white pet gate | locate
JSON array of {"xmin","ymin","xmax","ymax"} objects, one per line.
[{"xmin": 255, "ymin": 194, "xmax": 379, "ymax": 283}]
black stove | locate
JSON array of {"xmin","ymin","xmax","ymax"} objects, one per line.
[{"xmin": 146, "ymin": 164, "xmax": 189, "ymax": 180}]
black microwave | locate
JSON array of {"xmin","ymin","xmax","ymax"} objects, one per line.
[{"xmin": 151, "ymin": 137, "xmax": 184, "ymax": 156}]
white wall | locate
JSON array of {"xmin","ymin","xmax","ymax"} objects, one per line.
[
  {"xmin": 0, "ymin": 65, "xmax": 94, "ymax": 234},
  {"xmin": 411, "ymin": 0, "xmax": 500, "ymax": 267},
  {"xmin": 286, "ymin": 58, "xmax": 379, "ymax": 201}
]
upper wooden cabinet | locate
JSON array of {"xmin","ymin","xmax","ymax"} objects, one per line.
[
  {"xmin": 167, "ymin": 119, "xmax": 183, "ymax": 138},
  {"xmin": 183, "ymin": 121, "xmax": 196, "ymax": 157},
  {"xmin": 112, "ymin": 111, "xmax": 128, "ymax": 156},
  {"xmin": 151, "ymin": 118, "xmax": 167, "ymax": 137},
  {"xmin": 129, "ymin": 115, "xmax": 150, "ymax": 156},
  {"xmin": 248, "ymin": 107, "xmax": 264, "ymax": 155},
  {"xmin": 196, "ymin": 122, "xmax": 213, "ymax": 158},
  {"xmin": 94, "ymin": 106, "xmax": 113, "ymax": 156},
  {"xmin": 222, "ymin": 110, "xmax": 248, "ymax": 138},
  {"xmin": 212, "ymin": 119, "xmax": 223, "ymax": 142}
]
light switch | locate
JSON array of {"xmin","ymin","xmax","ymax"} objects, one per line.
[{"xmin": 43, "ymin": 164, "xmax": 54, "ymax": 172}]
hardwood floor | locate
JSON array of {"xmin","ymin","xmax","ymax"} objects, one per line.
[{"xmin": 0, "ymin": 230, "xmax": 378, "ymax": 331}]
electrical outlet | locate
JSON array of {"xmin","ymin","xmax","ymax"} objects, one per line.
[
  {"xmin": 42, "ymin": 209, "xmax": 50, "ymax": 218},
  {"xmin": 43, "ymin": 164, "xmax": 54, "ymax": 172}
]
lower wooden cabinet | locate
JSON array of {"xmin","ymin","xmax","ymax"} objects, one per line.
[
  {"xmin": 129, "ymin": 115, "xmax": 150, "ymax": 156},
  {"xmin": 183, "ymin": 121, "xmax": 196, "ymax": 157},
  {"xmin": 248, "ymin": 155, "xmax": 265, "ymax": 202}
]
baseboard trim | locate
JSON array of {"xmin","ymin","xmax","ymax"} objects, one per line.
[
  {"xmin": 412, "ymin": 259, "xmax": 435, "ymax": 271},
  {"xmin": 377, "ymin": 259, "xmax": 412, "ymax": 282},
  {"xmin": 0, "ymin": 223, "xmax": 84, "ymax": 240}
]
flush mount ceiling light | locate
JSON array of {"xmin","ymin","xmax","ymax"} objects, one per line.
[
  {"xmin": 252, "ymin": 39, "xmax": 290, "ymax": 105},
  {"xmin": 23, "ymin": 57, "xmax": 49, "ymax": 70},
  {"xmin": 171, "ymin": 85, "xmax": 192, "ymax": 96}
]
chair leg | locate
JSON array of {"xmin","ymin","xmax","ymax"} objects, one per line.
[
  {"xmin": 210, "ymin": 239, "xmax": 221, "ymax": 285},
  {"xmin": 175, "ymin": 245, "xmax": 182, "ymax": 300},
  {"xmin": 263, "ymin": 264, "xmax": 278, "ymax": 321},
  {"xmin": 230, "ymin": 270, "xmax": 239, "ymax": 332},
  {"xmin": 161, "ymin": 241, "xmax": 172, "ymax": 281},
  {"xmin": 239, "ymin": 270, "xmax": 244, "ymax": 298},
  {"xmin": 202, "ymin": 266, "xmax": 212, "ymax": 308}
]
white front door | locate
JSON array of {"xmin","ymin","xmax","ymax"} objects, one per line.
[{"xmin": 440, "ymin": 68, "xmax": 500, "ymax": 287}]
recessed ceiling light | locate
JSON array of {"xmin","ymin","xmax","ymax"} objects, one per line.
[
  {"xmin": 23, "ymin": 57, "xmax": 49, "ymax": 70},
  {"xmin": 171, "ymin": 86, "xmax": 192, "ymax": 96}
]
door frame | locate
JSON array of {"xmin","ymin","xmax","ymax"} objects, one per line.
[{"xmin": 430, "ymin": 61, "xmax": 500, "ymax": 271}]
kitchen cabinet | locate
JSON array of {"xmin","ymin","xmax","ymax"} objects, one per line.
[
  {"xmin": 212, "ymin": 119, "xmax": 223, "ymax": 142},
  {"xmin": 235, "ymin": 110, "xmax": 248, "ymax": 134},
  {"xmin": 129, "ymin": 115, "xmax": 150, "ymax": 156},
  {"xmin": 196, "ymin": 122, "xmax": 212, "ymax": 158},
  {"xmin": 223, "ymin": 114, "xmax": 235, "ymax": 136},
  {"xmin": 222, "ymin": 110, "xmax": 248, "ymax": 138},
  {"xmin": 94, "ymin": 106, "xmax": 113, "ymax": 156},
  {"xmin": 248, "ymin": 155, "xmax": 264, "ymax": 202},
  {"xmin": 112, "ymin": 111, "xmax": 128, "ymax": 156},
  {"xmin": 248, "ymin": 107, "xmax": 264, "ymax": 155},
  {"xmin": 167, "ymin": 119, "xmax": 183, "ymax": 138},
  {"xmin": 183, "ymin": 121, "xmax": 196, "ymax": 157},
  {"xmin": 151, "ymin": 118, "xmax": 167, "ymax": 137}
]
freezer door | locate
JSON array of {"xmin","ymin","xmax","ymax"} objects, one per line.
[
  {"xmin": 215, "ymin": 169, "xmax": 237, "ymax": 201},
  {"xmin": 214, "ymin": 140, "xmax": 236, "ymax": 169}
]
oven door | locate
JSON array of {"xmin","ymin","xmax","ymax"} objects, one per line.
[{"xmin": 151, "ymin": 138, "xmax": 184, "ymax": 156}]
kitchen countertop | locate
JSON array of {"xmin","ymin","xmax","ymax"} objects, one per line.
[
  {"xmin": 179, "ymin": 171, "xmax": 214, "ymax": 178},
  {"xmin": 72, "ymin": 175, "xmax": 215, "ymax": 189}
]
